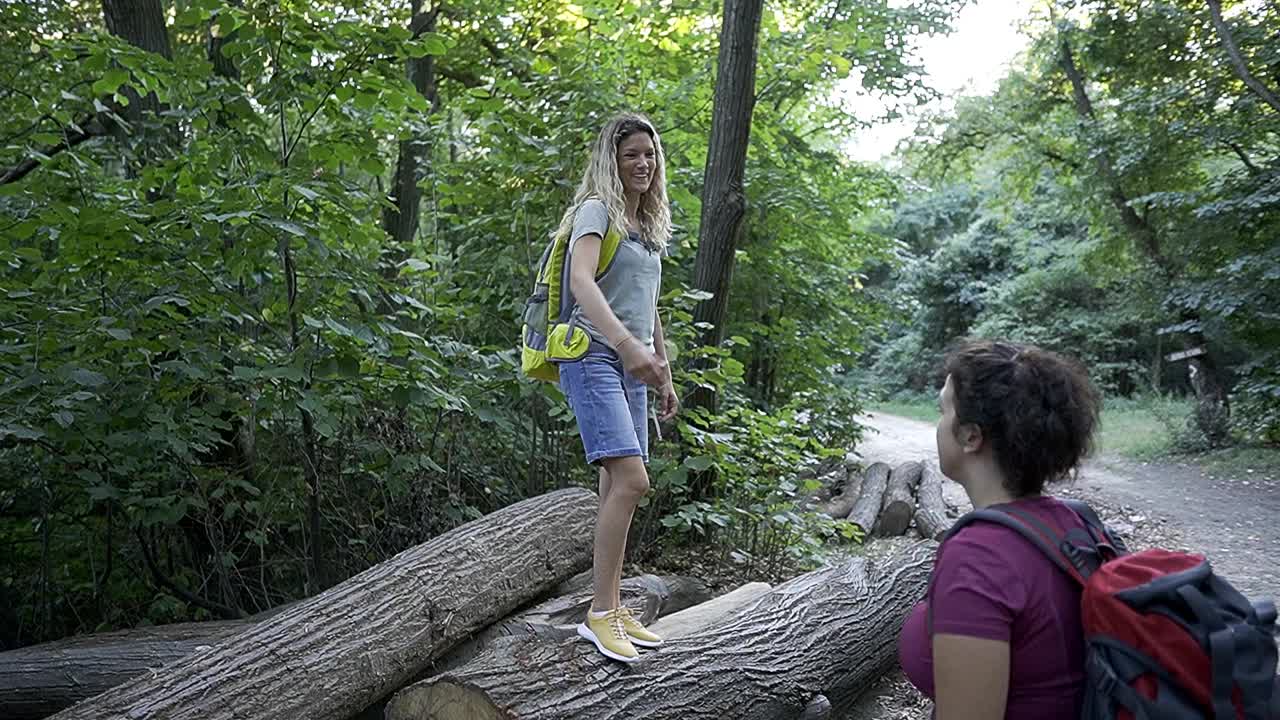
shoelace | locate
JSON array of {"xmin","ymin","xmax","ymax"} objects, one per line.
[{"xmin": 605, "ymin": 609, "xmax": 628, "ymax": 640}]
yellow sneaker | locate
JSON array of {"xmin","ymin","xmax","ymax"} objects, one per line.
[
  {"xmin": 617, "ymin": 606, "xmax": 663, "ymax": 647},
  {"xmin": 577, "ymin": 609, "xmax": 640, "ymax": 663}
]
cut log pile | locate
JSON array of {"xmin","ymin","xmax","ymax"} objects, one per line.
[
  {"xmin": 385, "ymin": 542, "xmax": 934, "ymax": 720},
  {"xmin": 1, "ymin": 466, "xmax": 949, "ymax": 720},
  {"xmin": 809, "ymin": 457, "xmax": 955, "ymax": 541}
]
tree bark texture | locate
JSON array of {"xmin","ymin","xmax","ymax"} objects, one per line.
[
  {"xmin": 48, "ymin": 488, "xmax": 598, "ymax": 720},
  {"xmin": 427, "ymin": 574, "xmax": 710, "ymax": 674},
  {"xmin": 101, "ymin": 0, "xmax": 173, "ymax": 122},
  {"xmin": 687, "ymin": 0, "xmax": 765, "ymax": 415},
  {"xmin": 847, "ymin": 462, "xmax": 891, "ymax": 535},
  {"xmin": 647, "ymin": 582, "xmax": 772, "ymax": 639},
  {"xmin": 1206, "ymin": 0, "xmax": 1280, "ymax": 115},
  {"xmin": 384, "ymin": 542, "xmax": 935, "ymax": 720},
  {"xmin": 875, "ymin": 461, "xmax": 923, "ymax": 537},
  {"xmin": 382, "ymin": 0, "xmax": 440, "ymax": 263},
  {"xmin": 0, "ymin": 620, "xmax": 247, "ymax": 720},
  {"xmin": 913, "ymin": 464, "xmax": 950, "ymax": 542}
]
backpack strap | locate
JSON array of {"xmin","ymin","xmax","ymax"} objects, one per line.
[
  {"xmin": 1062, "ymin": 498, "xmax": 1129, "ymax": 555},
  {"xmin": 944, "ymin": 506, "xmax": 1089, "ymax": 586}
]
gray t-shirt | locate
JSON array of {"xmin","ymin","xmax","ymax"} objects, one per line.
[{"xmin": 566, "ymin": 199, "xmax": 663, "ymax": 349}]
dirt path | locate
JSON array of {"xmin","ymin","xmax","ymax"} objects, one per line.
[{"xmin": 856, "ymin": 412, "xmax": 1280, "ymax": 601}]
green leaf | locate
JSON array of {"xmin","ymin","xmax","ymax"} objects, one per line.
[
  {"xmin": 69, "ymin": 368, "xmax": 108, "ymax": 387},
  {"xmin": 683, "ymin": 455, "xmax": 715, "ymax": 471},
  {"xmin": 0, "ymin": 424, "xmax": 44, "ymax": 441},
  {"xmin": 93, "ymin": 68, "xmax": 131, "ymax": 96}
]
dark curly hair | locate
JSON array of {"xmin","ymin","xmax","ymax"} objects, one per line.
[{"xmin": 944, "ymin": 340, "xmax": 1101, "ymax": 497}]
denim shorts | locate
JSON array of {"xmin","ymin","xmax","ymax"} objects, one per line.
[{"xmin": 558, "ymin": 349, "xmax": 649, "ymax": 465}]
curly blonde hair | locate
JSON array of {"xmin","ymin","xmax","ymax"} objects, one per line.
[{"xmin": 553, "ymin": 112, "xmax": 672, "ymax": 252}]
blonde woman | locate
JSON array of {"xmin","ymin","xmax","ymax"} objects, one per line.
[{"xmin": 555, "ymin": 112, "xmax": 680, "ymax": 663}]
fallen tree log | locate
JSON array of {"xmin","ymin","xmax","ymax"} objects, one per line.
[
  {"xmin": 385, "ymin": 542, "xmax": 934, "ymax": 720},
  {"xmin": 813, "ymin": 467, "xmax": 862, "ymax": 519},
  {"xmin": 874, "ymin": 461, "xmax": 923, "ymax": 537},
  {"xmin": 648, "ymin": 582, "xmax": 771, "ymax": 639},
  {"xmin": 1, "ymin": 621, "xmax": 246, "ymax": 720},
  {"xmin": 847, "ymin": 461, "xmax": 891, "ymax": 535},
  {"xmin": 914, "ymin": 464, "xmax": 950, "ymax": 541},
  {"xmin": 48, "ymin": 488, "xmax": 598, "ymax": 720},
  {"xmin": 0, "ymin": 603, "xmax": 304, "ymax": 720},
  {"xmin": 429, "ymin": 574, "xmax": 709, "ymax": 673}
]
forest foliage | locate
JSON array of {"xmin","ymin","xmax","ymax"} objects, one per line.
[{"xmin": 1, "ymin": 0, "xmax": 1275, "ymax": 651}]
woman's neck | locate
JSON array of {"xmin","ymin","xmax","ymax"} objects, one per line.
[
  {"xmin": 624, "ymin": 193, "xmax": 641, "ymax": 225},
  {"xmin": 960, "ymin": 462, "xmax": 1020, "ymax": 509},
  {"xmin": 966, "ymin": 482, "xmax": 1019, "ymax": 509}
]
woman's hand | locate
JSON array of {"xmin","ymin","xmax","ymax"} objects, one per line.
[
  {"xmin": 658, "ymin": 380, "xmax": 680, "ymax": 421},
  {"xmin": 616, "ymin": 336, "xmax": 667, "ymax": 387}
]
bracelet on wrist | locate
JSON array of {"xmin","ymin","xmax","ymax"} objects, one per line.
[{"xmin": 612, "ymin": 334, "xmax": 635, "ymax": 350}]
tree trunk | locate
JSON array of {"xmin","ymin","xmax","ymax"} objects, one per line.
[
  {"xmin": 1, "ymin": 0, "xmax": 170, "ymax": 184},
  {"xmin": 686, "ymin": 0, "xmax": 765, "ymax": 418},
  {"xmin": 0, "ymin": 621, "xmax": 246, "ymax": 720},
  {"xmin": 0, "ymin": 576, "xmax": 706, "ymax": 720},
  {"xmin": 1206, "ymin": 0, "xmax": 1280, "ymax": 115},
  {"xmin": 914, "ymin": 464, "xmax": 950, "ymax": 542},
  {"xmin": 385, "ymin": 542, "xmax": 934, "ymax": 720},
  {"xmin": 1057, "ymin": 28, "xmax": 1231, "ymax": 441},
  {"xmin": 47, "ymin": 489, "xmax": 598, "ymax": 720},
  {"xmin": 1057, "ymin": 33, "xmax": 1171, "ymax": 275},
  {"xmin": 382, "ymin": 1, "xmax": 440, "ymax": 274},
  {"xmin": 101, "ymin": 0, "xmax": 173, "ymax": 122},
  {"xmin": 847, "ymin": 462, "xmax": 891, "ymax": 535},
  {"xmin": 99, "ymin": 0, "xmax": 174, "ymax": 162},
  {"xmin": 0, "ymin": 602, "xmax": 297, "ymax": 720},
  {"xmin": 875, "ymin": 461, "xmax": 923, "ymax": 537}
]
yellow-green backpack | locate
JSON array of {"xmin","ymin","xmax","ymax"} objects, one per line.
[{"xmin": 520, "ymin": 222, "xmax": 623, "ymax": 382}]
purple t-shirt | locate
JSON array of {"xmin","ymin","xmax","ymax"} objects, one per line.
[{"xmin": 899, "ymin": 496, "xmax": 1087, "ymax": 720}]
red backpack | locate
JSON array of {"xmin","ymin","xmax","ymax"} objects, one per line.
[{"xmin": 943, "ymin": 498, "xmax": 1279, "ymax": 720}]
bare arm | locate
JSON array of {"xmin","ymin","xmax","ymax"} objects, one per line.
[
  {"xmin": 933, "ymin": 633, "xmax": 1010, "ymax": 720},
  {"xmin": 569, "ymin": 234, "xmax": 665, "ymax": 386},
  {"xmin": 567, "ymin": 233, "xmax": 630, "ymax": 346},
  {"xmin": 652, "ymin": 310, "xmax": 679, "ymax": 421}
]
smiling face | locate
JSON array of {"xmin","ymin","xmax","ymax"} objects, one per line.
[{"xmin": 616, "ymin": 130, "xmax": 656, "ymax": 196}]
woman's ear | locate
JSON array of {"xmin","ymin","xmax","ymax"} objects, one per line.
[{"xmin": 956, "ymin": 422, "xmax": 985, "ymax": 454}]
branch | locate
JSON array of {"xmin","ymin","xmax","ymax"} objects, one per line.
[
  {"xmin": 0, "ymin": 118, "xmax": 105, "ymax": 185},
  {"xmin": 1227, "ymin": 141, "xmax": 1262, "ymax": 174},
  {"xmin": 136, "ymin": 527, "xmax": 245, "ymax": 619},
  {"xmin": 1207, "ymin": 0, "xmax": 1280, "ymax": 114}
]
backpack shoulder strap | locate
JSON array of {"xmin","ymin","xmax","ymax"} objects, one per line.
[
  {"xmin": 1061, "ymin": 498, "xmax": 1130, "ymax": 555},
  {"xmin": 945, "ymin": 506, "xmax": 1088, "ymax": 586}
]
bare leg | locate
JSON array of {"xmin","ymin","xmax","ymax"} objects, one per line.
[
  {"xmin": 596, "ymin": 466, "xmax": 624, "ymax": 608},
  {"xmin": 591, "ymin": 456, "xmax": 649, "ymax": 613}
]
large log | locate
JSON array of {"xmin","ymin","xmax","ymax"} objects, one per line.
[
  {"xmin": 914, "ymin": 464, "xmax": 950, "ymax": 542},
  {"xmin": 429, "ymin": 574, "xmax": 710, "ymax": 674},
  {"xmin": 847, "ymin": 461, "xmax": 891, "ymax": 535},
  {"xmin": 0, "ymin": 603, "xmax": 306, "ymax": 720},
  {"xmin": 0, "ymin": 620, "xmax": 246, "ymax": 720},
  {"xmin": 647, "ymin": 582, "xmax": 772, "ymax": 639},
  {"xmin": 813, "ymin": 467, "xmax": 862, "ymax": 519},
  {"xmin": 48, "ymin": 488, "xmax": 598, "ymax": 720},
  {"xmin": 385, "ymin": 542, "xmax": 935, "ymax": 720},
  {"xmin": 3, "ymin": 576, "xmax": 704, "ymax": 720},
  {"xmin": 874, "ymin": 461, "xmax": 923, "ymax": 537}
]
